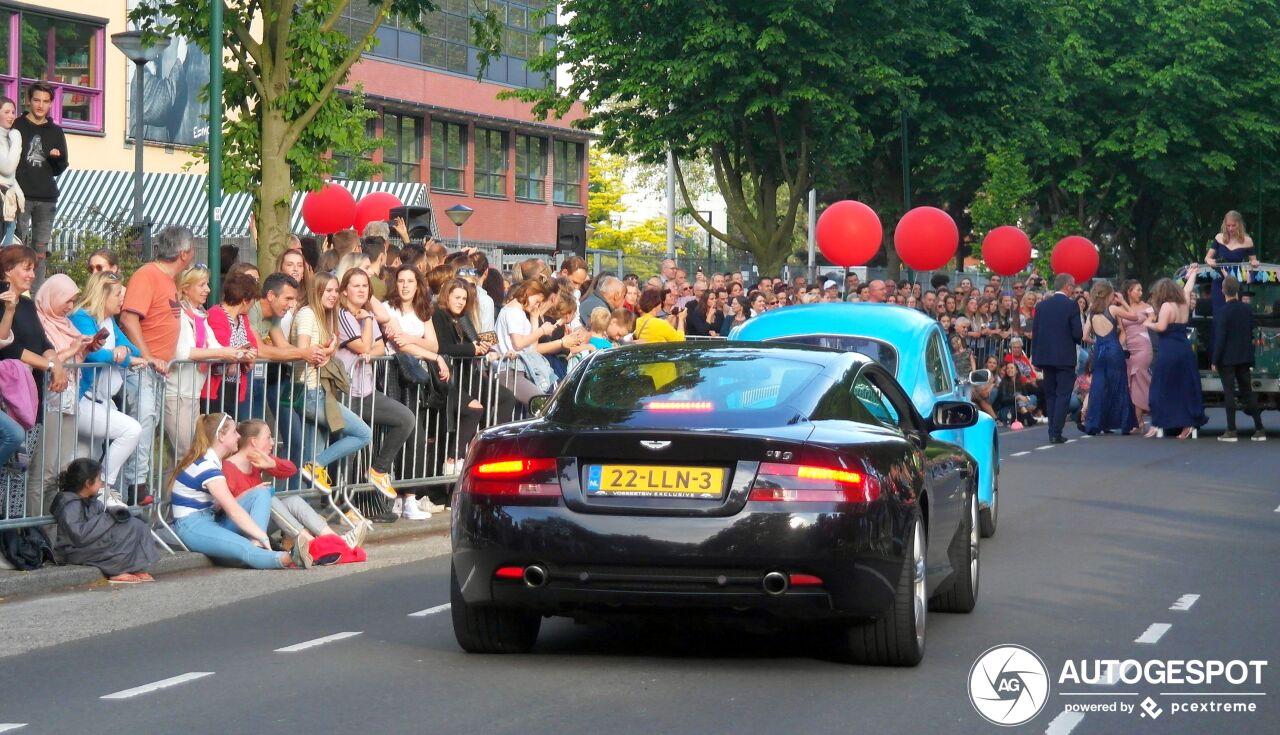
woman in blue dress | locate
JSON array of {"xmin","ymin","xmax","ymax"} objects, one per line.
[
  {"xmin": 1082, "ymin": 282, "xmax": 1136, "ymax": 435},
  {"xmin": 1204, "ymin": 210, "xmax": 1260, "ymax": 317},
  {"xmin": 1145, "ymin": 270, "xmax": 1208, "ymax": 439}
]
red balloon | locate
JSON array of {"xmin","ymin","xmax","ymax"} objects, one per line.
[
  {"xmin": 816, "ymin": 200, "xmax": 882, "ymax": 267},
  {"xmin": 981, "ymin": 226, "xmax": 1033, "ymax": 276},
  {"xmin": 1051, "ymin": 236, "xmax": 1099, "ymax": 283},
  {"xmin": 301, "ymin": 183, "xmax": 356, "ymax": 235},
  {"xmin": 354, "ymin": 191, "xmax": 403, "ymax": 235},
  {"xmin": 894, "ymin": 206, "xmax": 959, "ymax": 271}
]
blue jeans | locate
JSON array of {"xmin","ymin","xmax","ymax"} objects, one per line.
[
  {"xmin": 266, "ymin": 382, "xmax": 308, "ymax": 490},
  {"xmin": 300, "ymin": 387, "xmax": 371, "ymax": 468},
  {"xmin": 0, "ymin": 409, "xmax": 23, "ymax": 467},
  {"xmin": 173, "ymin": 487, "xmax": 283, "ymax": 569},
  {"xmin": 1, "ymin": 220, "xmax": 15, "ymax": 246}
]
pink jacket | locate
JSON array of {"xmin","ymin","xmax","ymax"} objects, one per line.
[{"xmin": 0, "ymin": 358, "xmax": 38, "ymax": 430}]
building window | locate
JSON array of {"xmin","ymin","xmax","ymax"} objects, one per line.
[
  {"xmin": 331, "ymin": 116, "xmax": 376, "ymax": 180},
  {"xmin": 515, "ymin": 134, "xmax": 545, "ymax": 202},
  {"xmin": 430, "ymin": 120, "xmax": 467, "ymax": 192},
  {"xmin": 474, "ymin": 128, "xmax": 508, "ymax": 197},
  {"xmin": 0, "ymin": 8, "xmax": 105, "ymax": 133},
  {"xmin": 553, "ymin": 140, "xmax": 583, "ymax": 205},
  {"xmin": 382, "ymin": 112, "xmax": 423, "ymax": 183}
]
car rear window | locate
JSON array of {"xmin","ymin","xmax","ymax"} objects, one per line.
[
  {"xmin": 766, "ymin": 335, "xmax": 898, "ymax": 375},
  {"xmin": 555, "ymin": 350, "xmax": 825, "ymax": 427}
]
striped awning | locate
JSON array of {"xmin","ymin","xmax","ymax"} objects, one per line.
[{"xmin": 52, "ymin": 170, "xmax": 432, "ymax": 239}]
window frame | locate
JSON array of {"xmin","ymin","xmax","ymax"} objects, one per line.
[
  {"xmin": 2, "ymin": 7, "xmax": 106, "ymax": 134},
  {"xmin": 925, "ymin": 330, "xmax": 956, "ymax": 395},
  {"xmin": 430, "ymin": 119, "xmax": 467, "ymax": 193},
  {"xmin": 552, "ymin": 139, "xmax": 583, "ymax": 205},
  {"xmin": 382, "ymin": 111, "xmax": 424, "ymax": 183},
  {"xmin": 473, "ymin": 127, "xmax": 508, "ymax": 198},
  {"xmin": 514, "ymin": 133, "xmax": 546, "ymax": 202}
]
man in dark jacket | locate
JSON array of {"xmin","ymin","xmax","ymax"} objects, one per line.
[
  {"xmin": 14, "ymin": 81, "xmax": 68, "ymax": 274},
  {"xmin": 1032, "ymin": 273, "xmax": 1083, "ymax": 443},
  {"xmin": 1212, "ymin": 277, "xmax": 1266, "ymax": 441}
]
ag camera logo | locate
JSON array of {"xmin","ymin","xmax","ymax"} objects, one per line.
[{"xmin": 969, "ymin": 644, "xmax": 1051, "ymax": 726}]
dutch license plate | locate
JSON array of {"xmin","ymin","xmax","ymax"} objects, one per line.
[{"xmin": 586, "ymin": 465, "xmax": 725, "ymax": 498}]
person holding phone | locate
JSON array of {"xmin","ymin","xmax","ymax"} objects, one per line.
[{"xmin": 70, "ymin": 272, "xmax": 147, "ymax": 504}]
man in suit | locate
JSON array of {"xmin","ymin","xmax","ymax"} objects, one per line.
[
  {"xmin": 1032, "ymin": 273, "xmax": 1083, "ymax": 443},
  {"xmin": 1212, "ymin": 277, "xmax": 1266, "ymax": 442}
]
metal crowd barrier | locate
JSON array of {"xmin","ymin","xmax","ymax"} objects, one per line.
[{"xmin": 0, "ymin": 354, "xmax": 524, "ymax": 542}]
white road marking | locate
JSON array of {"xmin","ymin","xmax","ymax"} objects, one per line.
[
  {"xmin": 409, "ymin": 603, "xmax": 451, "ymax": 617},
  {"xmin": 1011, "ymin": 451, "xmax": 1031, "ymax": 457},
  {"xmin": 1044, "ymin": 709, "xmax": 1085, "ymax": 735},
  {"xmin": 1169, "ymin": 594, "xmax": 1200, "ymax": 611},
  {"xmin": 1065, "ymin": 439, "xmax": 1078, "ymax": 443},
  {"xmin": 101, "ymin": 672, "xmax": 214, "ymax": 700},
  {"xmin": 0, "ymin": 725, "xmax": 27, "ymax": 733},
  {"xmin": 275, "ymin": 631, "xmax": 362, "ymax": 653},
  {"xmin": 1274, "ymin": 504, "xmax": 1280, "ymax": 512},
  {"xmin": 1135, "ymin": 623, "xmax": 1172, "ymax": 644},
  {"xmin": 1036, "ymin": 445, "xmax": 1054, "ymax": 451}
]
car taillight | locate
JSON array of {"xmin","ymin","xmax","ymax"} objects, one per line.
[
  {"xmin": 748, "ymin": 461, "xmax": 880, "ymax": 503},
  {"xmin": 467, "ymin": 457, "xmax": 561, "ymax": 498}
]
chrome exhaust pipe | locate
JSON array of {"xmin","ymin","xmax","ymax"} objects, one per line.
[
  {"xmin": 522, "ymin": 564, "xmax": 549, "ymax": 588},
  {"xmin": 762, "ymin": 571, "xmax": 789, "ymax": 596}
]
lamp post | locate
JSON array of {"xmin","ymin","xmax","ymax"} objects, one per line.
[
  {"xmin": 111, "ymin": 30, "xmax": 171, "ymax": 262},
  {"xmin": 445, "ymin": 204, "xmax": 474, "ymax": 250}
]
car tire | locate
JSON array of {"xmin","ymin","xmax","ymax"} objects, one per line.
[
  {"xmin": 979, "ymin": 445, "xmax": 998, "ymax": 538},
  {"xmin": 838, "ymin": 514, "xmax": 926, "ymax": 666},
  {"xmin": 450, "ymin": 563, "xmax": 541, "ymax": 654},
  {"xmin": 931, "ymin": 490, "xmax": 979, "ymax": 613}
]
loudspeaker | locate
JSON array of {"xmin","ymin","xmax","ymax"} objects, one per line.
[
  {"xmin": 557, "ymin": 213, "xmax": 587, "ymax": 258},
  {"xmin": 389, "ymin": 206, "xmax": 433, "ymax": 240}
]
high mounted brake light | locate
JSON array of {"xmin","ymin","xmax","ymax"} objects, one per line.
[
  {"xmin": 645, "ymin": 401, "xmax": 714, "ymax": 412},
  {"xmin": 748, "ymin": 461, "xmax": 880, "ymax": 503}
]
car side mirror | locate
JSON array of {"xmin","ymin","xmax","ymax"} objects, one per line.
[
  {"xmin": 528, "ymin": 394, "xmax": 550, "ymax": 416},
  {"xmin": 968, "ymin": 369, "xmax": 992, "ymax": 386},
  {"xmin": 930, "ymin": 400, "xmax": 978, "ymax": 431}
]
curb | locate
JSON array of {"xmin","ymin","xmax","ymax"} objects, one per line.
[{"xmin": 0, "ymin": 515, "xmax": 450, "ymax": 602}]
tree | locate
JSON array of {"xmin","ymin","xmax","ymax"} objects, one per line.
[
  {"xmin": 130, "ymin": 0, "xmax": 501, "ymax": 271},
  {"xmin": 514, "ymin": 0, "xmax": 915, "ymax": 277},
  {"xmin": 588, "ymin": 149, "xmax": 694, "ymax": 256}
]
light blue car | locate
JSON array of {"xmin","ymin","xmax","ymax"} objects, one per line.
[{"xmin": 732, "ymin": 303, "xmax": 1001, "ymax": 537}]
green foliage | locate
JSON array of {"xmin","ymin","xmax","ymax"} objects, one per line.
[
  {"xmin": 49, "ymin": 219, "xmax": 145, "ymax": 286},
  {"xmin": 968, "ymin": 147, "xmax": 1035, "ymax": 259}
]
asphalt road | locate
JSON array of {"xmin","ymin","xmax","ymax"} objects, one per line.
[{"xmin": 1, "ymin": 412, "xmax": 1276, "ymax": 735}]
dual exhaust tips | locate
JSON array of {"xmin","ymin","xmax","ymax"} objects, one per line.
[{"xmin": 518, "ymin": 565, "xmax": 796, "ymax": 596}]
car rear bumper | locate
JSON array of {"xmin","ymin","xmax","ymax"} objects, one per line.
[{"xmin": 451, "ymin": 501, "xmax": 912, "ymax": 621}]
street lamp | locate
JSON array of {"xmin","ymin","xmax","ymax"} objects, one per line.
[
  {"xmin": 111, "ymin": 30, "xmax": 171, "ymax": 262},
  {"xmin": 444, "ymin": 204, "xmax": 474, "ymax": 250}
]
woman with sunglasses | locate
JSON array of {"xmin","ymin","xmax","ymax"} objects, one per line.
[
  {"xmin": 87, "ymin": 249, "xmax": 119, "ymax": 276},
  {"xmin": 166, "ymin": 265, "xmax": 242, "ymax": 460},
  {"xmin": 170, "ymin": 413, "xmax": 312, "ymax": 569},
  {"xmin": 69, "ymin": 271, "xmax": 146, "ymax": 504}
]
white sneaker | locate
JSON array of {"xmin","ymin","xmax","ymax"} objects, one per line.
[
  {"xmin": 442, "ymin": 458, "xmax": 459, "ymax": 476},
  {"xmin": 102, "ymin": 490, "xmax": 128, "ymax": 509},
  {"xmin": 391, "ymin": 497, "xmax": 404, "ymax": 516},
  {"xmin": 1252, "ymin": 433, "xmax": 1267, "ymax": 442},
  {"xmin": 401, "ymin": 498, "xmax": 432, "ymax": 521},
  {"xmin": 342, "ymin": 523, "xmax": 368, "ymax": 550},
  {"xmin": 419, "ymin": 497, "xmax": 446, "ymax": 514}
]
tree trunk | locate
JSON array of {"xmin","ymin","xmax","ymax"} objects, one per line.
[{"xmin": 256, "ymin": 109, "xmax": 293, "ymax": 273}]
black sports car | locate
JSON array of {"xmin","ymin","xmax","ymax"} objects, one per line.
[{"xmin": 450, "ymin": 343, "xmax": 981, "ymax": 665}]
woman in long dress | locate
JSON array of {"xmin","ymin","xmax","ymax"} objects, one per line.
[
  {"xmin": 1082, "ymin": 282, "xmax": 1135, "ymax": 435},
  {"xmin": 1204, "ymin": 210, "xmax": 1260, "ymax": 317},
  {"xmin": 1118, "ymin": 280, "xmax": 1154, "ymax": 432},
  {"xmin": 1145, "ymin": 270, "xmax": 1208, "ymax": 439}
]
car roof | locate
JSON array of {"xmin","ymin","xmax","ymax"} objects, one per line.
[{"xmin": 730, "ymin": 303, "xmax": 940, "ymax": 344}]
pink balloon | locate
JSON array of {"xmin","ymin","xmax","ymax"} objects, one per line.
[
  {"xmin": 1051, "ymin": 236, "xmax": 1099, "ymax": 282},
  {"xmin": 301, "ymin": 183, "xmax": 356, "ymax": 235},
  {"xmin": 816, "ymin": 200, "xmax": 882, "ymax": 267},
  {"xmin": 982, "ymin": 226, "xmax": 1033, "ymax": 276},
  {"xmin": 894, "ymin": 206, "xmax": 959, "ymax": 271},
  {"xmin": 354, "ymin": 191, "xmax": 403, "ymax": 235}
]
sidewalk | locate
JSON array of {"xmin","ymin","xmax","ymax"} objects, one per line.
[{"xmin": 0, "ymin": 514, "xmax": 450, "ymax": 601}]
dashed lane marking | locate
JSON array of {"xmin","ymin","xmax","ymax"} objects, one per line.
[
  {"xmin": 1043, "ymin": 709, "xmax": 1084, "ymax": 735},
  {"xmin": 101, "ymin": 672, "xmax": 214, "ymax": 700},
  {"xmin": 1011, "ymin": 451, "xmax": 1031, "ymax": 457},
  {"xmin": 1274, "ymin": 504, "xmax": 1280, "ymax": 512},
  {"xmin": 1170, "ymin": 594, "xmax": 1200, "ymax": 611},
  {"xmin": 1036, "ymin": 445, "xmax": 1054, "ymax": 451},
  {"xmin": 0, "ymin": 725, "xmax": 27, "ymax": 733},
  {"xmin": 409, "ymin": 603, "xmax": 451, "ymax": 617},
  {"xmin": 1065, "ymin": 439, "xmax": 1078, "ymax": 443},
  {"xmin": 1135, "ymin": 623, "xmax": 1172, "ymax": 644},
  {"xmin": 275, "ymin": 631, "xmax": 362, "ymax": 653}
]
